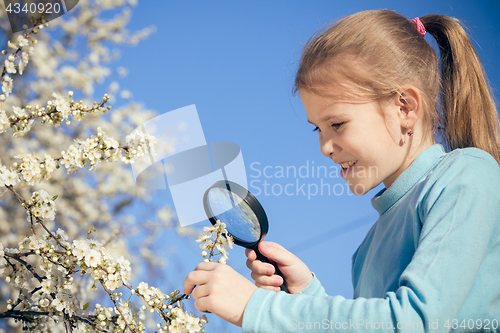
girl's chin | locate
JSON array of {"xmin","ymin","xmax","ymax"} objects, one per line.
[
  {"xmin": 348, "ymin": 183, "xmax": 368, "ymax": 196},
  {"xmin": 341, "ymin": 163, "xmax": 381, "ymax": 195}
]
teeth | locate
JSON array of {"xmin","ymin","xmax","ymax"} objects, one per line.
[{"xmin": 340, "ymin": 161, "xmax": 357, "ymax": 169}]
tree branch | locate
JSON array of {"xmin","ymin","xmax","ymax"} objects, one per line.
[{"xmin": 4, "ymin": 252, "xmax": 45, "ymax": 283}]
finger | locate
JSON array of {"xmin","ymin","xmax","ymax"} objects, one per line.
[
  {"xmin": 193, "ymin": 295, "xmax": 213, "ymax": 313},
  {"xmin": 258, "ymin": 285, "xmax": 280, "ymax": 292},
  {"xmin": 252, "ymin": 273, "xmax": 283, "ymax": 287},
  {"xmin": 191, "ymin": 284, "xmax": 209, "ymax": 300},
  {"xmin": 245, "ymin": 259, "xmax": 253, "ymax": 271},
  {"xmin": 245, "ymin": 248, "xmax": 257, "ymax": 260},
  {"xmin": 247, "ymin": 260, "xmax": 275, "ymax": 276},
  {"xmin": 194, "ymin": 261, "xmax": 218, "ymax": 271},
  {"xmin": 183, "ymin": 271, "xmax": 209, "ymax": 295},
  {"xmin": 258, "ymin": 241, "xmax": 294, "ymax": 266}
]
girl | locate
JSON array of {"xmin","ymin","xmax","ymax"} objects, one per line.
[{"xmin": 184, "ymin": 9, "xmax": 500, "ymax": 332}]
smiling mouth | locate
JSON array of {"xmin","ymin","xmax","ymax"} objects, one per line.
[{"xmin": 340, "ymin": 160, "xmax": 358, "ymax": 170}]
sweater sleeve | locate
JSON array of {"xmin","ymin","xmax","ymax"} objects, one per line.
[
  {"xmin": 296, "ymin": 273, "xmax": 327, "ymax": 297},
  {"xmin": 242, "ymin": 151, "xmax": 500, "ymax": 333}
]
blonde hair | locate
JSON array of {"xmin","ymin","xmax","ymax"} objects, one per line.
[{"xmin": 295, "ymin": 9, "xmax": 500, "ymax": 164}]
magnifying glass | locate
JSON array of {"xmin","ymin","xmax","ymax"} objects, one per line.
[{"xmin": 203, "ymin": 180, "xmax": 288, "ymax": 292}]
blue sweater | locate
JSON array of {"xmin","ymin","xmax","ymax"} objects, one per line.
[{"xmin": 242, "ymin": 144, "xmax": 500, "ymax": 332}]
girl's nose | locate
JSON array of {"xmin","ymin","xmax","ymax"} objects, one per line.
[{"xmin": 320, "ymin": 136, "xmax": 341, "ymax": 157}]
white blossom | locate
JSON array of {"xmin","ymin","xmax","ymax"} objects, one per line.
[
  {"xmin": 18, "ymin": 52, "xmax": 29, "ymax": 75},
  {"xmin": 51, "ymin": 298, "xmax": 65, "ymax": 311},
  {"xmin": 39, "ymin": 298, "xmax": 50, "ymax": 307},
  {"xmin": 4, "ymin": 59, "xmax": 15, "ymax": 74},
  {"xmin": 12, "ymin": 106, "xmax": 27, "ymax": 117},
  {"xmin": 2, "ymin": 75, "xmax": 13, "ymax": 97},
  {"xmin": 137, "ymin": 281, "xmax": 149, "ymax": 296},
  {"xmin": 28, "ymin": 190, "xmax": 56, "ymax": 221},
  {"xmin": 0, "ymin": 110, "xmax": 9, "ymax": 134},
  {"xmin": 12, "ymin": 119, "xmax": 33, "ymax": 138},
  {"xmin": 52, "ymin": 92, "xmax": 71, "ymax": 120},
  {"xmin": 17, "ymin": 35, "xmax": 29, "ymax": 47},
  {"xmin": 7, "ymin": 40, "xmax": 17, "ymax": 49},
  {"xmin": 0, "ymin": 165, "xmax": 18, "ymax": 186},
  {"xmin": 14, "ymin": 153, "xmax": 57, "ymax": 185},
  {"xmin": 84, "ymin": 249, "xmax": 101, "ymax": 267},
  {"xmin": 72, "ymin": 239, "xmax": 89, "ymax": 260}
]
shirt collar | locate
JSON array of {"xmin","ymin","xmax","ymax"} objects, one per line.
[{"xmin": 371, "ymin": 144, "xmax": 445, "ymax": 216}]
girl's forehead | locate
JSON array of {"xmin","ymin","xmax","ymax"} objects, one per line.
[
  {"xmin": 301, "ymin": 91, "xmax": 337, "ymax": 120},
  {"xmin": 299, "ymin": 79, "xmax": 377, "ymax": 105},
  {"xmin": 301, "ymin": 89, "xmax": 375, "ymax": 115}
]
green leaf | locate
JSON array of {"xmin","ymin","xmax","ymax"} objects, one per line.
[
  {"xmin": 52, "ymin": 195, "xmax": 58, "ymax": 201},
  {"xmin": 83, "ymin": 302, "xmax": 90, "ymax": 311}
]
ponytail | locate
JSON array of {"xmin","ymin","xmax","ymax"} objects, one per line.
[{"xmin": 421, "ymin": 15, "xmax": 500, "ymax": 164}]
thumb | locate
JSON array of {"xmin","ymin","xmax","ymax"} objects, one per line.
[{"xmin": 258, "ymin": 241, "xmax": 294, "ymax": 267}]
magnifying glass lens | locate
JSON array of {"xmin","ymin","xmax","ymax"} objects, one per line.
[{"xmin": 207, "ymin": 187, "xmax": 261, "ymax": 243}]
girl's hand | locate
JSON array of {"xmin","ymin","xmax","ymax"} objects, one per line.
[
  {"xmin": 245, "ymin": 241, "xmax": 313, "ymax": 294},
  {"xmin": 183, "ymin": 262, "xmax": 258, "ymax": 327}
]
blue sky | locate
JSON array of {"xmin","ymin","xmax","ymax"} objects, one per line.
[{"xmin": 108, "ymin": 1, "xmax": 500, "ymax": 331}]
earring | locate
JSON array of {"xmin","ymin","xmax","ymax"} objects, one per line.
[{"xmin": 406, "ymin": 123, "xmax": 413, "ymax": 137}]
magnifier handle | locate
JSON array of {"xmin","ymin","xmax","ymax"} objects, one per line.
[{"xmin": 254, "ymin": 247, "xmax": 289, "ymax": 293}]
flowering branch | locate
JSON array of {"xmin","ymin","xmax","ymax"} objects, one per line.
[
  {"xmin": 0, "ymin": 15, "xmax": 45, "ymax": 83},
  {"xmin": 0, "ymin": 91, "xmax": 111, "ymax": 139},
  {"xmin": 5, "ymin": 92, "xmax": 111, "ymax": 136},
  {"xmin": 196, "ymin": 220, "xmax": 234, "ymax": 264},
  {"xmin": 100, "ymin": 283, "xmax": 136, "ymax": 333},
  {"xmin": 3, "ymin": 252, "xmax": 45, "ymax": 283},
  {"xmin": 0, "ymin": 125, "xmax": 155, "ymax": 191}
]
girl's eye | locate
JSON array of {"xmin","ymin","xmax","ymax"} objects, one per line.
[{"xmin": 312, "ymin": 122, "xmax": 345, "ymax": 133}]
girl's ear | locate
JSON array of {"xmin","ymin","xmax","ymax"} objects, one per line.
[{"xmin": 394, "ymin": 85, "xmax": 422, "ymax": 128}]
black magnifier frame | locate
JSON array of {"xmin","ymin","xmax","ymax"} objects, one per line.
[
  {"xmin": 203, "ymin": 180, "xmax": 287, "ymax": 292},
  {"xmin": 203, "ymin": 180, "xmax": 268, "ymax": 247}
]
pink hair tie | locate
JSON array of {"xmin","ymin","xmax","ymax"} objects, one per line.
[{"xmin": 412, "ymin": 17, "xmax": 426, "ymax": 37}]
